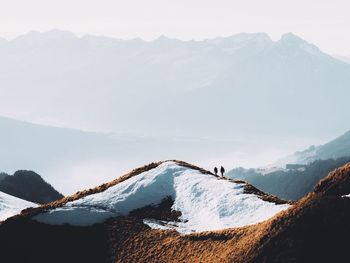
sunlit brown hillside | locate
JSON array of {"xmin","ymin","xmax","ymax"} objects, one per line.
[{"xmin": 1, "ymin": 161, "xmax": 350, "ymax": 263}]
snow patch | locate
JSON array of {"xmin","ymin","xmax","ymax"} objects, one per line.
[
  {"xmin": 0, "ymin": 191, "xmax": 37, "ymax": 221},
  {"xmin": 34, "ymin": 162, "xmax": 289, "ymax": 233},
  {"xmin": 143, "ymin": 219, "xmax": 177, "ymax": 231}
]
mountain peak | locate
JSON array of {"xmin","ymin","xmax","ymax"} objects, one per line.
[
  {"xmin": 277, "ymin": 32, "xmax": 324, "ymax": 56},
  {"xmin": 155, "ymin": 34, "xmax": 171, "ymax": 41},
  {"xmin": 152, "ymin": 35, "xmax": 183, "ymax": 46},
  {"xmin": 280, "ymin": 32, "xmax": 306, "ymax": 43}
]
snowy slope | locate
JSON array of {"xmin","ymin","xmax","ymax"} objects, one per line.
[
  {"xmin": 0, "ymin": 191, "xmax": 37, "ymax": 221},
  {"xmin": 34, "ymin": 162, "xmax": 290, "ymax": 233}
]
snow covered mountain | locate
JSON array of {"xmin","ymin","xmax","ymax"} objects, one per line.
[
  {"xmin": 0, "ymin": 191, "xmax": 36, "ymax": 221},
  {"xmin": 1, "ymin": 160, "xmax": 350, "ymax": 263},
  {"xmin": 1, "ymin": 30, "xmax": 350, "ymax": 140},
  {"xmin": 275, "ymin": 130, "xmax": 350, "ymax": 167},
  {"xmin": 32, "ymin": 161, "xmax": 289, "ymax": 233}
]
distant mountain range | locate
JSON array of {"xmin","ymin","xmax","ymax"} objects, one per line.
[
  {"xmin": 1, "ymin": 160, "xmax": 350, "ymax": 262},
  {"xmin": 275, "ymin": 130, "xmax": 350, "ymax": 167},
  {"xmin": 227, "ymin": 130, "xmax": 350, "ymax": 200},
  {"xmin": 0, "ymin": 115, "xmax": 244, "ymax": 194},
  {"xmin": 0, "ymin": 30, "xmax": 349, "ymax": 140},
  {"xmin": 2, "ymin": 30, "xmax": 350, "ymax": 194},
  {"xmin": 228, "ymin": 157, "xmax": 350, "ymax": 200},
  {"xmin": 0, "ymin": 115, "xmax": 124, "ymax": 194}
]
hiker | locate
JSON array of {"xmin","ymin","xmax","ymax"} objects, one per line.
[
  {"xmin": 214, "ymin": 167, "xmax": 218, "ymax": 176},
  {"xmin": 220, "ymin": 166, "xmax": 225, "ymax": 177}
]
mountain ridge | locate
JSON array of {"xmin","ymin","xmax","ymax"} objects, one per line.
[
  {"xmin": 16, "ymin": 160, "xmax": 289, "ymax": 228},
  {"xmin": 1, "ymin": 160, "xmax": 350, "ymax": 262}
]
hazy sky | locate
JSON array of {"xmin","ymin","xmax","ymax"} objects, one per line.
[{"xmin": 1, "ymin": 0, "xmax": 349, "ymax": 54}]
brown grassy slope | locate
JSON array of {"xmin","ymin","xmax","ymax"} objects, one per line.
[
  {"xmin": 0, "ymin": 160, "xmax": 291, "ymax": 263},
  {"xmin": 108, "ymin": 217, "xmax": 259, "ymax": 263},
  {"xmin": 106, "ymin": 162, "xmax": 350, "ymax": 263},
  {"xmin": 1, "ymin": 160, "xmax": 348, "ymax": 263},
  {"xmin": 314, "ymin": 162, "xmax": 350, "ymax": 196},
  {"xmin": 247, "ymin": 193, "xmax": 350, "ymax": 263},
  {"xmin": 239, "ymin": 162, "xmax": 350, "ymax": 263}
]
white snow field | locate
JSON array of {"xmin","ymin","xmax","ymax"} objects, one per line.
[
  {"xmin": 34, "ymin": 161, "xmax": 290, "ymax": 233},
  {"xmin": 0, "ymin": 191, "xmax": 37, "ymax": 221}
]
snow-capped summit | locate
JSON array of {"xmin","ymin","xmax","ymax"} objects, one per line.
[
  {"xmin": 0, "ymin": 191, "xmax": 37, "ymax": 221},
  {"xmin": 33, "ymin": 161, "xmax": 289, "ymax": 233}
]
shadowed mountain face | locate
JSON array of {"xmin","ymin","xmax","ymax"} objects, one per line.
[
  {"xmin": 276, "ymin": 130, "xmax": 350, "ymax": 166},
  {"xmin": 227, "ymin": 157, "xmax": 350, "ymax": 200},
  {"xmin": 226, "ymin": 130, "xmax": 350, "ymax": 201},
  {"xmin": 0, "ymin": 30, "xmax": 349, "ymax": 139},
  {"xmin": 0, "ymin": 170, "xmax": 63, "ymax": 204},
  {"xmin": 0, "ymin": 160, "xmax": 349, "ymax": 263},
  {"xmin": 0, "ymin": 173, "xmax": 7, "ymax": 181}
]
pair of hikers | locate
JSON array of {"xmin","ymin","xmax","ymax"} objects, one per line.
[{"xmin": 214, "ymin": 166, "xmax": 225, "ymax": 177}]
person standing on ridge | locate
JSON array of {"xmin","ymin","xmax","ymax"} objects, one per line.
[
  {"xmin": 220, "ymin": 166, "xmax": 225, "ymax": 177},
  {"xmin": 214, "ymin": 167, "xmax": 218, "ymax": 176}
]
